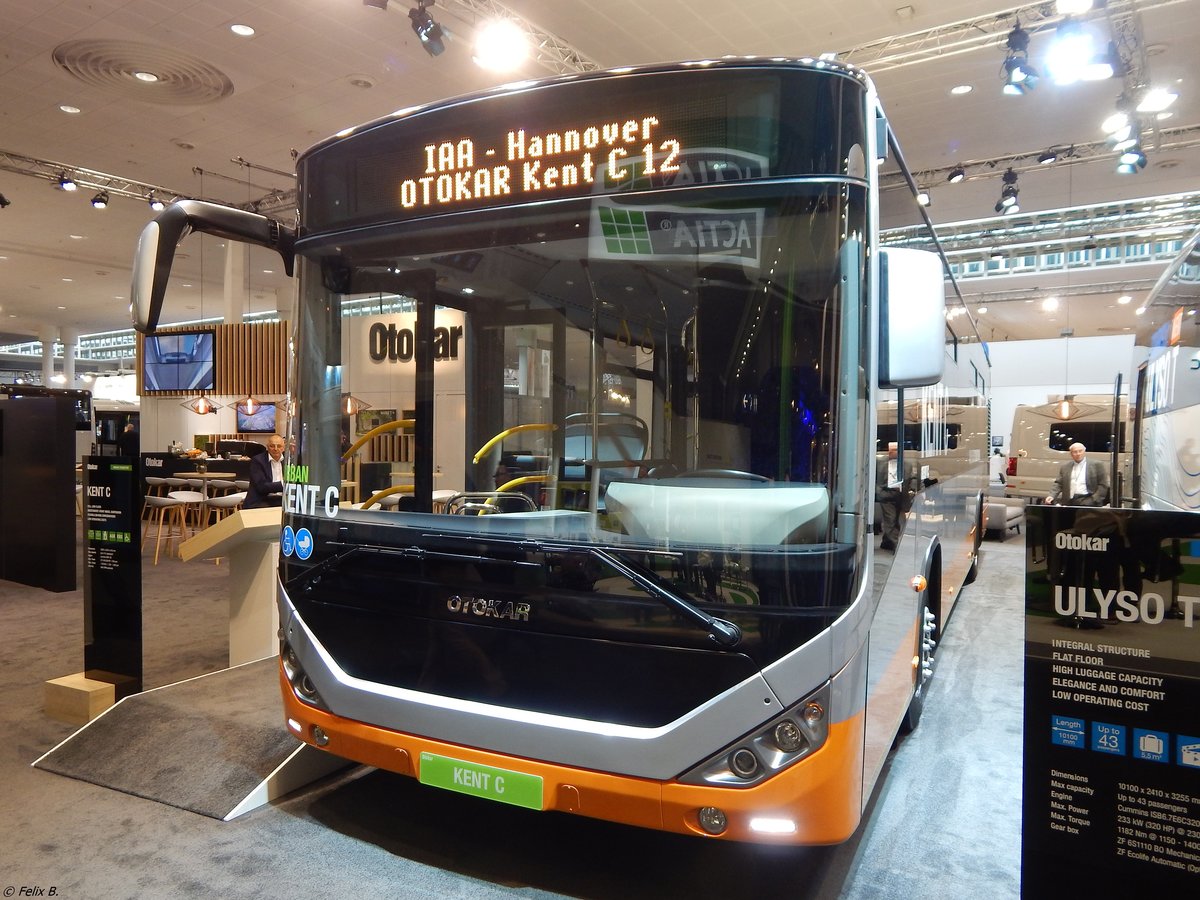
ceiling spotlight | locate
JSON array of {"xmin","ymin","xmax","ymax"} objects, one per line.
[
  {"xmin": 1045, "ymin": 19, "xmax": 1096, "ymax": 85},
  {"xmin": 58, "ymin": 173, "xmax": 78, "ymax": 191},
  {"xmin": 1116, "ymin": 146, "xmax": 1147, "ymax": 174},
  {"xmin": 409, "ymin": 2, "xmax": 446, "ymax": 56},
  {"xmin": 947, "ymin": 166, "xmax": 965, "ymax": 184},
  {"xmin": 916, "ymin": 189, "xmax": 931, "ymax": 207},
  {"xmin": 1137, "ymin": 87, "xmax": 1179, "ymax": 113},
  {"xmin": 1038, "ymin": 150, "xmax": 1058, "ymax": 164},
  {"xmin": 90, "ymin": 190, "xmax": 109, "ymax": 209},
  {"xmin": 1002, "ymin": 24, "xmax": 1038, "ymax": 94},
  {"xmin": 993, "ymin": 168, "xmax": 1020, "ymax": 214},
  {"xmin": 148, "ymin": 195, "xmax": 166, "ymax": 211}
]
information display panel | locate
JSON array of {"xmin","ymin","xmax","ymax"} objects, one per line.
[{"xmin": 1023, "ymin": 506, "xmax": 1200, "ymax": 894}]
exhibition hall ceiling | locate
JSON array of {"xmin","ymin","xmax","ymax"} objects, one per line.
[{"xmin": 0, "ymin": 0, "xmax": 1197, "ymax": 350}]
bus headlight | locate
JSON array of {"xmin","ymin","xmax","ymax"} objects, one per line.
[
  {"xmin": 773, "ymin": 720, "xmax": 804, "ymax": 753},
  {"xmin": 678, "ymin": 682, "xmax": 831, "ymax": 788},
  {"xmin": 281, "ymin": 641, "xmax": 330, "ymax": 712}
]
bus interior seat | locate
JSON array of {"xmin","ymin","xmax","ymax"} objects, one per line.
[
  {"xmin": 603, "ymin": 478, "xmax": 830, "ymax": 545},
  {"xmin": 561, "ymin": 412, "xmax": 649, "ymax": 483}
]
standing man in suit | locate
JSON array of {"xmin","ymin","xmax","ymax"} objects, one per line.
[
  {"xmin": 876, "ymin": 441, "xmax": 918, "ymax": 551},
  {"xmin": 1046, "ymin": 442, "xmax": 1109, "ymax": 507},
  {"xmin": 245, "ymin": 434, "xmax": 286, "ymax": 508}
]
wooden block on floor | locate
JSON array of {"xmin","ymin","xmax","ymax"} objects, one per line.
[{"xmin": 44, "ymin": 673, "xmax": 116, "ymax": 725}]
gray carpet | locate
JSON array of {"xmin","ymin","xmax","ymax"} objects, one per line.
[{"xmin": 34, "ymin": 659, "xmax": 302, "ymax": 820}]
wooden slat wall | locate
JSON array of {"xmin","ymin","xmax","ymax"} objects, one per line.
[
  {"xmin": 365, "ymin": 433, "xmax": 413, "ymax": 463},
  {"xmin": 136, "ymin": 321, "xmax": 289, "ymax": 396}
]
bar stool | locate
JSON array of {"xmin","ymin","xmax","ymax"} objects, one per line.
[
  {"xmin": 143, "ymin": 476, "xmax": 169, "ymax": 521},
  {"xmin": 206, "ymin": 490, "xmax": 246, "ymax": 524},
  {"xmin": 142, "ymin": 494, "xmax": 187, "ymax": 565},
  {"xmin": 167, "ymin": 489, "xmax": 205, "ymax": 538}
]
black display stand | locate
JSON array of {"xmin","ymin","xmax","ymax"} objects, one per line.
[
  {"xmin": 0, "ymin": 392, "xmax": 76, "ymax": 591},
  {"xmin": 82, "ymin": 455, "xmax": 143, "ymax": 697},
  {"xmin": 1022, "ymin": 505, "xmax": 1200, "ymax": 896}
]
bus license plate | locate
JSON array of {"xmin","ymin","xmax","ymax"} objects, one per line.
[{"xmin": 418, "ymin": 752, "xmax": 544, "ymax": 810}]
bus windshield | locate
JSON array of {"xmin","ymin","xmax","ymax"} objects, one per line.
[{"xmin": 286, "ymin": 181, "xmax": 866, "ymax": 668}]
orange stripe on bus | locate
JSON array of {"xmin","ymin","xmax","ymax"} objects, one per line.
[{"xmin": 280, "ymin": 664, "xmax": 866, "ymax": 843}]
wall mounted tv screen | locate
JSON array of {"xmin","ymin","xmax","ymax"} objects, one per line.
[
  {"xmin": 236, "ymin": 401, "xmax": 276, "ymax": 433},
  {"xmin": 143, "ymin": 330, "xmax": 215, "ymax": 392}
]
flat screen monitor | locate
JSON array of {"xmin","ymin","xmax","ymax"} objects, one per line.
[
  {"xmin": 236, "ymin": 401, "xmax": 276, "ymax": 433},
  {"xmin": 142, "ymin": 330, "xmax": 216, "ymax": 392}
]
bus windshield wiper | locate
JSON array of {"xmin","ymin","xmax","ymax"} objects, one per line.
[{"xmin": 590, "ymin": 548, "xmax": 742, "ymax": 649}]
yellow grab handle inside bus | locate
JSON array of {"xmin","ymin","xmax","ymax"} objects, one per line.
[
  {"xmin": 471, "ymin": 423, "xmax": 557, "ymax": 464},
  {"xmin": 342, "ymin": 419, "xmax": 415, "ymax": 462}
]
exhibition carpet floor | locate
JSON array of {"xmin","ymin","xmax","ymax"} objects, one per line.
[{"xmin": 0, "ymin": 525, "xmax": 1027, "ymax": 899}]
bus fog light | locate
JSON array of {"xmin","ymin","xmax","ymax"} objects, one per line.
[
  {"xmin": 802, "ymin": 701, "xmax": 825, "ymax": 728},
  {"xmin": 729, "ymin": 747, "xmax": 759, "ymax": 778},
  {"xmin": 773, "ymin": 720, "xmax": 805, "ymax": 753},
  {"xmin": 698, "ymin": 807, "xmax": 727, "ymax": 835},
  {"xmin": 311, "ymin": 725, "xmax": 330, "ymax": 746}
]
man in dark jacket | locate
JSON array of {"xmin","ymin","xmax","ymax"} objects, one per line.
[
  {"xmin": 1046, "ymin": 442, "xmax": 1109, "ymax": 507},
  {"xmin": 245, "ymin": 434, "xmax": 286, "ymax": 508}
]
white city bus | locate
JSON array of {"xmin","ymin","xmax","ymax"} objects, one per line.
[{"xmin": 131, "ymin": 58, "xmax": 988, "ymax": 844}]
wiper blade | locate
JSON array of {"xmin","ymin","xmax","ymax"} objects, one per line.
[{"xmin": 591, "ymin": 548, "xmax": 742, "ymax": 649}]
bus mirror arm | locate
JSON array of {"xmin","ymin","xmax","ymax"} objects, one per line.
[
  {"xmin": 131, "ymin": 199, "xmax": 296, "ymax": 333},
  {"xmin": 591, "ymin": 548, "xmax": 742, "ymax": 649}
]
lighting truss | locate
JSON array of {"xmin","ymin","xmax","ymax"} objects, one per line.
[
  {"xmin": 836, "ymin": 0, "xmax": 1176, "ymax": 74},
  {"xmin": 880, "ymin": 122, "xmax": 1200, "ymax": 192},
  {"xmin": 0, "ymin": 148, "xmax": 191, "ymax": 205}
]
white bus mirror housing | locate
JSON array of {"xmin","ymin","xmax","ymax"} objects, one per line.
[{"xmin": 878, "ymin": 247, "xmax": 945, "ymax": 388}]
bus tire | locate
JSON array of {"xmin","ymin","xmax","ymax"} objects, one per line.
[{"xmin": 901, "ymin": 552, "xmax": 940, "ymax": 734}]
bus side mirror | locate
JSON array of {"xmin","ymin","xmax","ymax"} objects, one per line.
[
  {"xmin": 131, "ymin": 200, "xmax": 295, "ymax": 334},
  {"xmin": 878, "ymin": 247, "xmax": 945, "ymax": 388}
]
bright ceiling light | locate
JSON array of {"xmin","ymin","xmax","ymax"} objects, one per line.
[
  {"xmin": 59, "ymin": 104, "xmax": 81, "ymax": 114},
  {"xmin": 977, "ymin": 306, "xmax": 989, "ymax": 314},
  {"xmin": 473, "ymin": 18, "xmax": 529, "ymax": 72},
  {"xmin": 1136, "ymin": 87, "xmax": 1178, "ymax": 113},
  {"xmin": 1042, "ymin": 296, "xmax": 1060, "ymax": 311},
  {"xmin": 58, "ymin": 173, "xmax": 77, "ymax": 191},
  {"xmin": 134, "ymin": 71, "xmax": 160, "ymax": 82},
  {"xmin": 1101, "ymin": 110, "xmax": 1129, "ymax": 136},
  {"xmin": 1038, "ymin": 150, "xmax": 1058, "ymax": 164},
  {"xmin": 1117, "ymin": 295, "xmax": 1132, "ymax": 304},
  {"xmin": 230, "ymin": 23, "xmax": 255, "ymax": 36},
  {"xmin": 947, "ymin": 166, "xmax": 965, "ymax": 184},
  {"xmin": 916, "ymin": 189, "xmax": 930, "ymax": 207},
  {"xmin": 950, "ymin": 84, "xmax": 973, "ymax": 95},
  {"xmin": 90, "ymin": 190, "xmax": 109, "ymax": 209},
  {"xmin": 1045, "ymin": 20, "xmax": 1095, "ymax": 86},
  {"xmin": 148, "ymin": 195, "xmax": 165, "ymax": 211}
]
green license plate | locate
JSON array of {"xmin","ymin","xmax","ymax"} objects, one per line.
[{"xmin": 418, "ymin": 752, "xmax": 544, "ymax": 810}]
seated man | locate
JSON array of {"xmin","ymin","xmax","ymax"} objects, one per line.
[{"xmin": 244, "ymin": 434, "xmax": 286, "ymax": 508}]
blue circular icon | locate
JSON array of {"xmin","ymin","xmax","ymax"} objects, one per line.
[
  {"xmin": 281, "ymin": 525, "xmax": 296, "ymax": 557},
  {"xmin": 294, "ymin": 527, "xmax": 314, "ymax": 560}
]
